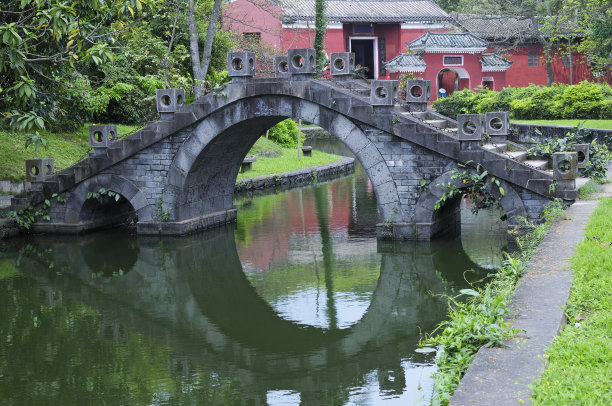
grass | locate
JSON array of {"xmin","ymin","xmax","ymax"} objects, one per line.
[
  {"xmin": 531, "ymin": 197, "xmax": 612, "ymax": 406},
  {"xmin": 237, "ymin": 147, "xmax": 343, "ymax": 180},
  {"xmin": 0, "ymin": 124, "xmax": 141, "ymax": 182},
  {"xmin": 424, "ymin": 200, "xmax": 568, "ymax": 406},
  {"xmin": 1, "ymin": 125, "xmax": 342, "ymax": 183},
  {"xmin": 247, "ymin": 137, "xmax": 283, "ymax": 157},
  {"xmin": 512, "ymin": 119, "xmax": 612, "ymax": 130},
  {"xmin": 578, "ymin": 178, "xmax": 607, "ymax": 199}
]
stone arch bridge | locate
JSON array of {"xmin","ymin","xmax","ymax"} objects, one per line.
[{"xmin": 12, "ymin": 51, "xmax": 579, "ymax": 239}]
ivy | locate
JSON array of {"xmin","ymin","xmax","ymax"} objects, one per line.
[
  {"xmin": 87, "ymin": 187, "xmax": 122, "ymax": 204},
  {"xmin": 527, "ymin": 123, "xmax": 611, "ymax": 180},
  {"xmin": 435, "ymin": 162, "xmax": 505, "ymax": 215},
  {"xmin": 6, "ymin": 192, "xmax": 65, "ymax": 230},
  {"xmin": 313, "ymin": 0, "xmax": 327, "ymax": 73}
]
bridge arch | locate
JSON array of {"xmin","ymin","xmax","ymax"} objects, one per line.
[
  {"xmin": 164, "ymin": 95, "xmax": 403, "ymax": 226},
  {"xmin": 64, "ymin": 174, "xmax": 153, "ymax": 225},
  {"xmin": 414, "ymin": 169, "xmax": 527, "ymax": 237}
]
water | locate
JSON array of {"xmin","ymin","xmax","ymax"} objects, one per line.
[{"xmin": 0, "ymin": 140, "xmax": 509, "ymax": 405}]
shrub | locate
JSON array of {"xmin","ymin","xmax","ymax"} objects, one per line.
[
  {"xmin": 433, "ymin": 82, "xmax": 612, "ymax": 121},
  {"xmin": 266, "ymin": 119, "xmax": 304, "ymax": 147},
  {"xmin": 432, "ymin": 89, "xmax": 483, "ymax": 119}
]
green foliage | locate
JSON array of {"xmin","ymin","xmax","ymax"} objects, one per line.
[
  {"xmin": 433, "ymin": 82, "xmax": 612, "ymax": 121},
  {"xmin": 24, "ymin": 131, "xmax": 47, "ymax": 151},
  {"xmin": 527, "ymin": 123, "xmax": 611, "ymax": 180},
  {"xmin": 0, "ymin": 0, "xmax": 158, "ymax": 131},
  {"xmin": 531, "ymin": 197, "xmax": 612, "ymax": 405},
  {"xmin": 153, "ymin": 197, "xmax": 171, "ymax": 222},
  {"xmin": 434, "ymin": 162, "xmax": 505, "ymax": 215},
  {"xmin": 87, "ymin": 188, "xmax": 122, "ymax": 204},
  {"xmin": 314, "ymin": 0, "xmax": 327, "ymax": 72},
  {"xmin": 425, "ymin": 198, "xmax": 567, "ymax": 405},
  {"xmin": 6, "ymin": 193, "xmax": 65, "ymax": 230},
  {"xmin": 236, "ymin": 148, "xmax": 343, "ymax": 180},
  {"xmin": 265, "ymin": 119, "xmax": 302, "ymax": 147},
  {"xmin": 0, "ymin": 123, "xmax": 140, "ymax": 181},
  {"xmin": 397, "ymin": 72, "xmax": 416, "ymax": 100}
]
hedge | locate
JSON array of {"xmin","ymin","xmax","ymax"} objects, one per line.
[{"xmin": 432, "ymin": 82, "xmax": 612, "ymax": 120}]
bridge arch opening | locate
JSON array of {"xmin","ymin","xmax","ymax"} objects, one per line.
[
  {"xmin": 78, "ymin": 190, "xmax": 136, "ymax": 227},
  {"xmin": 166, "ymin": 95, "xmax": 404, "ymax": 231},
  {"xmin": 414, "ymin": 169, "xmax": 527, "ymax": 239},
  {"xmin": 65, "ymin": 174, "xmax": 153, "ymax": 232}
]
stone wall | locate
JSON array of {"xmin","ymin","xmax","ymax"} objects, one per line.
[{"xmin": 510, "ymin": 123, "xmax": 612, "ymax": 147}]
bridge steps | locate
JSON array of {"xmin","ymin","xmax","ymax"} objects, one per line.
[{"xmin": 385, "ymin": 102, "xmax": 566, "ymax": 197}]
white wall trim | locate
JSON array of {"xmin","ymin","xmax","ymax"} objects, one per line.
[{"xmin": 283, "ymin": 22, "xmax": 342, "ymax": 29}]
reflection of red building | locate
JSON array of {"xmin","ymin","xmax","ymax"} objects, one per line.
[
  {"xmin": 236, "ymin": 181, "xmax": 354, "ymax": 271},
  {"xmin": 223, "ymin": 0, "xmax": 611, "ymax": 99}
]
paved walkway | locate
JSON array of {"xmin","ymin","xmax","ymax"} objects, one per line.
[{"xmin": 450, "ymin": 179, "xmax": 612, "ymax": 405}]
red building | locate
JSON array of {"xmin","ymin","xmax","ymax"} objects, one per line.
[
  {"xmin": 384, "ymin": 32, "xmax": 513, "ymax": 98},
  {"xmin": 224, "ymin": 0, "xmax": 455, "ymax": 79},
  {"xmin": 222, "ymin": 0, "xmax": 611, "ymax": 96}
]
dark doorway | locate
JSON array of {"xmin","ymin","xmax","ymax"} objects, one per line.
[{"xmin": 351, "ymin": 39, "xmax": 375, "ymax": 79}]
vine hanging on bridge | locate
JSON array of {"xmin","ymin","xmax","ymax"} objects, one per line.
[{"xmin": 434, "ymin": 161, "xmax": 505, "ymax": 215}]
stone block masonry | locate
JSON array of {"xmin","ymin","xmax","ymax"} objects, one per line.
[{"xmin": 12, "ymin": 75, "xmax": 575, "ymax": 240}]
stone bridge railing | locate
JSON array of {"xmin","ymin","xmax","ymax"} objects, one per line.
[{"xmin": 10, "ymin": 49, "xmax": 581, "ymax": 239}]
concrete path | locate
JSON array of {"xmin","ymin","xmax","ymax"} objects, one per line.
[{"xmin": 450, "ymin": 178, "xmax": 611, "ymax": 405}]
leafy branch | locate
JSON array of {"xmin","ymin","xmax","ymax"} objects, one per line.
[{"xmin": 435, "ymin": 161, "xmax": 505, "ymax": 215}]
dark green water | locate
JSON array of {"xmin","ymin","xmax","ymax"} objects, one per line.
[{"xmin": 0, "ymin": 142, "xmax": 509, "ymax": 405}]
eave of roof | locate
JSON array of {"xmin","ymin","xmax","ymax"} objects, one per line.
[
  {"xmin": 406, "ymin": 32, "xmax": 489, "ymax": 54},
  {"xmin": 281, "ymin": 0, "xmax": 453, "ymax": 23},
  {"xmin": 383, "ymin": 53, "xmax": 427, "ymax": 73},
  {"xmin": 481, "ymin": 53, "xmax": 513, "ymax": 72}
]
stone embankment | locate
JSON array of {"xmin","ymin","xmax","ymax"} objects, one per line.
[
  {"xmin": 234, "ymin": 157, "xmax": 354, "ymax": 193},
  {"xmin": 0, "ymin": 157, "xmax": 355, "ymax": 239}
]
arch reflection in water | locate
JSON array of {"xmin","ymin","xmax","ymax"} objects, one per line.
[{"xmin": 0, "ymin": 164, "xmax": 508, "ymax": 405}]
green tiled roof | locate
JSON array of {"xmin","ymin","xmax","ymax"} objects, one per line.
[
  {"xmin": 407, "ymin": 32, "xmax": 488, "ymax": 53},
  {"xmin": 282, "ymin": 0, "xmax": 453, "ymax": 23},
  {"xmin": 383, "ymin": 53, "xmax": 426, "ymax": 73},
  {"xmin": 481, "ymin": 53, "xmax": 513, "ymax": 71}
]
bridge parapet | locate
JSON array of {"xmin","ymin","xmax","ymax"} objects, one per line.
[{"xmin": 8, "ymin": 52, "xmax": 581, "ymax": 238}]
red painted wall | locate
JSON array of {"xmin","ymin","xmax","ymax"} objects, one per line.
[
  {"xmin": 420, "ymin": 53, "xmax": 500, "ymax": 100},
  {"xmin": 223, "ymin": 1, "xmax": 610, "ymax": 86},
  {"xmin": 492, "ymin": 45, "xmax": 612, "ymax": 86},
  {"xmin": 223, "ymin": 0, "xmax": 283, "ymax": 48}
]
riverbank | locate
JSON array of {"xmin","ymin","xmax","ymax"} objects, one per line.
[
  {"xmin": 235, "ymin": 157, "xmax": 354, "ymax": 193},
  {"xmin": 447, "ymin": 181, "xmax": 612, "ymax": 405}
]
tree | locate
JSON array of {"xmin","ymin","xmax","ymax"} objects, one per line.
[
  {"xmin": 458, "ymin": 0, "xmax": 567, "ymax": 86},
  {"xmin": 0, "ymin": 0, "xmax": 156, "ymax": 130},
  {"xmin": 546, "ymin": 0, "xmax": 612, "ymax": 74},
  {"xmin": 314, "ymin": 0, "xmax": 327, "ymax": 72},
  {"xmin": 188, "ymin": 0, "xmax": 224, "ymax": 98}
]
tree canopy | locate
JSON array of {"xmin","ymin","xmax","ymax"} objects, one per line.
[{"xmin": 0, "ymin": 0, "xmax": 232, "ymax": 132}]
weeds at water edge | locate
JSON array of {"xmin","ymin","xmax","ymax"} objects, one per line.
[{"xmin": 422, "ymin": 199, "xmax": 567, "ymax": 405}]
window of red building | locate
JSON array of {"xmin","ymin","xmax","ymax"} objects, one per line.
[
  {"xmin": 443, "ymin": 56, "xmax": 463, "ymax": 66},
  {"xmin": 528, "ymin": 52, "xmax": 539, "ymax": 67}
]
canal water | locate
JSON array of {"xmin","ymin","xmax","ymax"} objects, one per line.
[{"xmin": 0, "ymin": 139, "xmax": 509, "ymax": 405}]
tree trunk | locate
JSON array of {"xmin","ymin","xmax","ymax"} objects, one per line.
[
  {"xmin": 188, "ymin": 0, "xmax": 223, "ymax": 99},
  {"xmin": 543, "ymin": 45, "xmax": 555, "ymax": 86}
]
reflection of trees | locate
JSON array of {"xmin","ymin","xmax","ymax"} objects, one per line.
[{"xmin": 313, "ymin": 183, "xmax": 338, "ymax": 330}]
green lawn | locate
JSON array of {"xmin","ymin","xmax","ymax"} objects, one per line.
[
  {"xmin": 237, "ymin": 147, "xmax": 343, "ymax": 180},
  {"xmin": 531, "ymin": 197, "xmax": 612, "ymax": 405},
  {"xmin": 512, "ymin": 119, "xmax": 612, "ymax": 129},
  {"xmin": 1, "ymin": 126, "xmax": 342, "ymax": 183},
  {"xmin": 0, "ymin": 124, "xmax": 141, "ymax": 181}
]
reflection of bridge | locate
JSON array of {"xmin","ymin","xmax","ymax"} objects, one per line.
[
  {"xmin": 6, "ymin": 227, "xmax": 488, "ymax": 404},
  {"xmin": 11, "ymin": 51, "xmax": 578, "ymax": 239}
]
